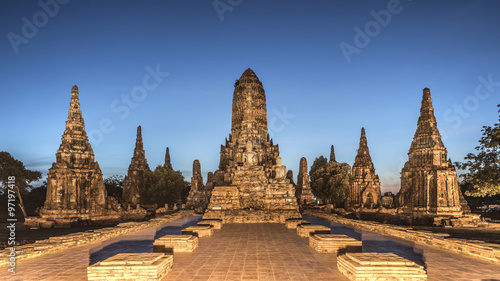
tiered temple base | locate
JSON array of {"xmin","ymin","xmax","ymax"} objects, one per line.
[
  {"xmin": 203, "ymin": 209, "xmax": 301, "ymax": 223},
  {"xmin": 337, "ymin": 253, "xmax": 427, "ymax": 281},
  {"xmin": 285, "ymin": 219, "xmax": 311, "ymax": 229},
  {"xmin": 153, "ymin": 235, "xmax": 198, "ymax": 253},
  {"xmin": 182, "ymin": 226, "xmax": 214, "ymax": 237},
  {"xmin": 197, "ymin": 219, "xmax": 223, "ymax": 229},
  {"xmin": 297, "ymin": 224, "xmax": 331, "ymax": 237},
  {"xmin": 87, "ymin": 253, "xmax": 173, "ymax": 281},
  {"xmin": 309, "ymin": 234, "xmax": 362, "ymax": 253}
]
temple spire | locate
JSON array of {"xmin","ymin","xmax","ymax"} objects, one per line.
[
  {"xmin": 410, "ymin": 88, "xmax": 445, "ymax": 156},
  {"xmin": 296, "ymin": 157, "xmax": 316, "ymax": 206},
  {"xmin": 356, "ymin": 127, "xmax": 370, "ymax": 160},
  {"xmin": 164, "ymin": 147, "xmax": 173, "ymax": 170},
  {"xmin": 347, "ymin": 127, "xmax": 381, "ymax": 209},
  {"xmin": 134, "ymin": 126, "xmax": 145, "ymax": 156},
  {"xmin": 122, "ymin": 125, "xmax": 150, "ymax": 207},
  {"xmin": 231, "ymin": 68, "xmax": 268, "ymax": 143},
  {"xmin": 396, "ymin": 87, "xmax": 470, "ymax": 217},
  {"xmin": 329, "ymin": 145, "xmax": 336, "ymax": 163},
  {"xmin": 43, "ymin": 85, "xmax": 107, "ymax": 214}
]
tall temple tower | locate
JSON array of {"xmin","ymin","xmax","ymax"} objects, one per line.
[
  {"xmin": 396, "ymin": 88, "xmax": 469, "ymax": 217},
  {"xmin": 41, "ymin": 86, "xmax": 113, "ymax": 226},
  {"xmin": 295, "ymin": 157, "xmax": 316, "ymax": 206},
  {"xmin": 347, "ymin": 127, "xmax": 381, "ymax": 209},
  {"xmin": 122, "ymin": 126, "xmax": 150, "ymax": 208},
  {"xmin": 204, "ymin": 69, "xmax": 300, "ymax": 222},
  {"xmin": 186, "ymin": 159, "xmax": 209, "ymax": 210}
]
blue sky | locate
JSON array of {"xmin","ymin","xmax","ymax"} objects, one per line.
[{"xmin": 1, "ymin": 0, "xmax": 499, "ymax": 193}]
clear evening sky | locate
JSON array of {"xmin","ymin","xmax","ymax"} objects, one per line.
[{"xmin": 1, "ymin": 0, "xmax": 499, "ymax": 193}]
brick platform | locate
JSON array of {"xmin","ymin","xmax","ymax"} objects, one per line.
[
  {"xmin": 285, "ymin": 219, "xmax": 311, "ymax": 229},
  {"xmin": 337, "ymin": 252, "xmax": 427, "ymax": 281},
  {"xmin": 197, "ymin": 219, "xmax": 223, "ymax": 229},
  {"xmin": 182, "ymin": 225, "xmax": 214, "ymax": 237},
  {"xmin": 87, "ymin": 253, "xmax": 173, "ymax": 281},
  {"xmin": 309, "ymin": 234, "xmax": 362, "ymax": 253},
  {"xmin": 297, "ymin": 224, "xmax": 331, "ymax": 237},
  {"xmin": 153, "ymin": 235, "xmax": 199, "ymax": 253}
]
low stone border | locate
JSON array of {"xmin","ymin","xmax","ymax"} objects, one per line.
[
  {"xmin": 0, "ymin": 210, "xmax": 195, "ymax": 267},
  {"xmin": 305, "ymin": 210, "xmax": 500, "ymax": 264}
]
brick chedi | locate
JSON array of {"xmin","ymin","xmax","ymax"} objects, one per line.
[
  {"xmin": 330, "ymin": 145, "xmax": 336, "ymax": 163},
  {"xmin": 396, "ymin": 88, "xmax": 470, "ymax": 217},
  {"xmin": 295, "ymin": 157, "xmax": 316, "ymax": 206},
  {"xmin": 186, "ymin": 160, "xmax": 209, "ymax": 210},
  {"xmin": 347, "ymin": 128, "xmax": 381, "ymax": 209},
  {"xmin": 204, "ymin": 68, "xmax": 300, "ymax": 223},
  {"xmin": 40, "ymin": 86, "xmax": 119, "ymax": 227},
  {"xmin": 164, "ymin": 147, "xmax": 173, "ymax": 170},
  {"xmin": 122, "ymin": 126, "xmax": 150, "ymax": 208}
]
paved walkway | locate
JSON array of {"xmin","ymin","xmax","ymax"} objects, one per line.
[{"xmin": 4, "ymin": 215, "xmax": 500, "ymax": 281}]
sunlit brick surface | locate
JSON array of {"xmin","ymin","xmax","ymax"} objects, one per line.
[
  {"xmin": 309, "ymin": 234, "xmax": 362, "ymax": 253},
  {"xmin": 285, "ymin": 219, "xmax": 310, "ymax": 229},
  {"xmin": 182, "ymin": 225, "xmax": 214, "ymax": 237},
  {"xmin": 87, "ymin": 253, "xmax": 173, "ymax": 280},
  {"xmin": 337, "ymin": 252, "xmax": 427, "ymax": 281},
  {"xmin": 5, "ymin": 216, "xmax": 500, "ymax": 281},
  {"xmin": 198, "ymin": 219, "xmax": 224, "ymax": 229},
  {"xmin": 296, "ymin": 224, "xmax": 331, "ymax": 237},
  {"xmin": 153, "ymin": 235, "xmax": 198, "ymax": 253}
]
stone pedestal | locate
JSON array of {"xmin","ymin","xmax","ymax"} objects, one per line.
[
  {"xmin": 337, "ymin": 253, "xmax": 427, "ymax": 281},
  {"xmin": 153, "ymin": 235, "xmax": 198, "ymax": 253},
  {"xmin": 182, "ymin": 225, "xmax": 214, "ymax": 237},
  {"xmin": 87, "ymin": 253, "xmax": 173, "ymax": 281},
  {"xmin": 309, "ymin": 234, "xmax": 362, "ymax": 253},
  {"xmin": 285, "ymin": 219, "xmax": 310, "ymax": 229},
  {"xmin": 197, "ymin": 219, "xmax": 223, "ymax": 229},
  {"xmin": 296, "ymin": 224, "xmax": 331, "ymax": 237}
]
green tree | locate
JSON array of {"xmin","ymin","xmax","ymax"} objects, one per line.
[
  {"xmin": 104, "ymin": 174, "xmax": 124, "ymax": 199},
  {"xmin": 138, "ymin": 165, "xmax": 188, "ymax": 206},
  {"xmin": 0, "ymin": 151, "xmax": 42, "ymax": 218},
  {"xmin": 310, "ymin": 156, "xmax": 352, "ymax": 206},
  {"xmin": 457, "ymin": 105, "xmax": 500, "ymax": 197}
]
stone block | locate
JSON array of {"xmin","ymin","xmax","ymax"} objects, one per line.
[
  {"xmin": 296, "ymin": 224, "xmax": 331, "ymax": 237},
  {"xmin": 181, "ymin": 225, "xmax": 214, "ymax": 237},
  {"xmin": 153, "ymin": 235, "xmax": 198, "ymax": 253},
  {"xmin": 197, "ymin": 219, "xmax": 223, "ymax": 229},
  {"xmin": 285, "ymin": 219, "xmax": 310, "ymax": 229},
  {"xmin": 337, "ymin": 252, "xmax": 427, "ymax": 281},
  {"xmin": 309, "ymin": 234, "xmax": 362, "ymax": 253},
  {"xmin": 87, "ymin": 253, "xmax": 173, "ymax": 281}
]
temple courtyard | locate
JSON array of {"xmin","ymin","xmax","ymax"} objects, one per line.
[{"xmin": 4, "ymin": 215, "xmax": 500, "ymax": 281}]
